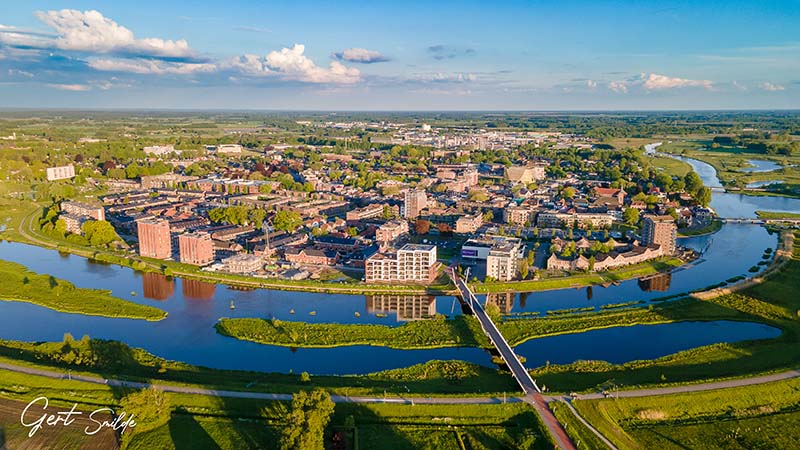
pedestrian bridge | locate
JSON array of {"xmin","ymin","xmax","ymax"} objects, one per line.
[{"xmin": 448, "ymin": 268, "xmax": 577, "ymax": 449}]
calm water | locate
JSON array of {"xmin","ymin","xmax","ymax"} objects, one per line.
[
  {"xmin": 0, "ymin": 151, "xmax": 796, "ymax": 374},
  {"xmin": 741, "ymin": 159, "xmax": 782, "ymax": 173}
]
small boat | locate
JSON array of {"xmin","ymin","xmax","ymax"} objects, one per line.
[
  {"xmin": 229, "ymin": 300, "xmax": 235, "ymax": 310},
  {"xmin": 289, "ymin": 309, "xmax": 295, "ymax": 314}
]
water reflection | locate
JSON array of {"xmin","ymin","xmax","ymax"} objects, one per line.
[
  {"xmin": 485, "ymin": 293, "xmax": 515, "ymax": 314},
  {"xmin": 637, "ymin": 272, "xmax": 672, "ymax": 292},
  {"xmin": 182, "ymin": 279, "xmax": 216, "ymax": 300},
  {"xmin": 365, "ymin": 294, "xmax": 437, "ymax": 321},
  {"xmin": 142, "ymin": 272, "xmax": 175, "ymax": 300}
]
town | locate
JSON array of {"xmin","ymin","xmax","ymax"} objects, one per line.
[{"xmin": 34, "ymin": 121, "xmax": 714, "ymax": 292}]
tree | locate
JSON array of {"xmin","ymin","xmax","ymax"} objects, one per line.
[
  {"xmin": 519, "ymin": 259, "xmax": 529, "ymax": 279},
  {"xmin": 622, "ymin": 208, "xmax": 640, "ymax": 226},
  {"xmin": 684, "ymin": 171, "xmax": 703, "ymax": 195},
  {"xmin": 279, "ymin": 390, "xmax": 335, "ymax": 450},
  {"xmin": 468, "ymin": 189, "xmax": 489, "ymax": 202},
  {"xmin": 273, "ymin": 210, "xmax": 303, "ymax": 233},
  {"xmin": 561, "ymin": 186, "xmax": 576, "ymax": 199},
  {"xmin": 81, "ymin": 220, "xmax": 120, "ymax": 247},
  {"xmin": 695, "ymin": 186, "xmax": 712, "ymax": 207},
  {"xmin": 415, "ymin": 219, "xmax": 431, "ymax": 235}
]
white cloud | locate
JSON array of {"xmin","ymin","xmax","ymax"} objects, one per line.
[
  {"xmin": 263, "ymin": 44, "xmax": 360, "ymax": 83},
  {"xmin": 8, "ymin": 69, "xmax": 34, "ymax": 77},
  {"xmin": 88, "ymin": 58, "xmax": 216, "ymax": 74},
  {"xmin": 333, "ymin": 48, "xmax": 389, "ymax": 63},
  {"xmin": 33, "ymin": 10, "xmax": 194, "ymax": 59},
  {"xmin": 226, "ymin": 54, "xmax": 270, "ymax": 76},
  {"xmin": 760, "ymin": 82, "xmax": 785, "ymax": 91},
  {"xmin": 608, "ymin": 80, "xmax": 628, "ymax": 94},
  {"xmin": 642, "ymin": 73, "xmax": 712, "ymax": 90},
  {"xmin": 48, "ymin": 83, "xmax": 90, "ymax": 91}
]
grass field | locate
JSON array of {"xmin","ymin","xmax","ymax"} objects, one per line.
[
  {"xmin": 572, "ymin": 377, "xmax": 800, "ymax": 450},
  {"xmin": 0, "ymin": 259, "xmax": 166, "ymax": 321},
  {"xmin": 0, "ymin": 364, "xmax": 551, "ymax": 450}
]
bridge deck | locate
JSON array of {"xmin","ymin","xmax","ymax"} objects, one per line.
[{"xmin": 448, "ymin": 269, "xmax": 576, "ymax": 450}]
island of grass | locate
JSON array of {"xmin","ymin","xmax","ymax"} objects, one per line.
[{"xmin": 0, "ymin": 259, "xmax": 166, "ymax": 321}]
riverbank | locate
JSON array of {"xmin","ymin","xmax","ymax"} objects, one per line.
[
  {"xmin": 678, "ymin": 219, "xmax": 722, "ymax": 237},
  {"xmin": 756, "ymin": 210, "xmax": 800, "ymax": 220},
  {"xmin": 0, "ymin": 259, "xmax": 166, "ymax": 321},
  {"xmin": 472, "ymin": 256, "xmax": 684, "ymax": 293},
  {"xmin": 0, "ymin": 335, "xmax": 517, "ymax": 397},
  {"xmin": 3, "ymin": 203, "xmax": 695, "ymax": 296},
  {"xmin": 0, "ymin": 203, "xmax": 455, "ymax": 296}
]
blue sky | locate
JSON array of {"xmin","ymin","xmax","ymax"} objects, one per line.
[{"xmin": 0, "ymin": 0, "xmax": 798, "ymax": 110}]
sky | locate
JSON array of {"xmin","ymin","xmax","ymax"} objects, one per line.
[{"xmin": 0, "ymin": 0, "xmax": 798, "ymax": 110}]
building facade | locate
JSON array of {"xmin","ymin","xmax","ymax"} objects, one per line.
[
  {"xmin": 365, "ymin": 244, "xmax": 438, "ymax": 283},
  {"xmin": 46, "ymin": 165, "xmax": 75, "ymax": 181},
  {"xmin": 61, "ymin": 201, "xmax": 105, "ymax": 221},
  {"xmin": 178, "ymin": 232, "xmax": 214, "ymax": 266},
  {"xmin": 403, "ymin": 189, "xmax": 428, "ymax": 219},
  {"xmin": 137, "ymin": 218, "xmax": 172, "ymax": 259},
  {"xmin": 642, "ymin": 215, "xmax": 677, "ymax": 255}
]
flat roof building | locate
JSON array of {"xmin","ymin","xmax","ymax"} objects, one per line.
[
  {"xmin": 178, "ymin": 232, "xmax": 214, "ymax": 266},
  {"xmin": 46, "ymin": 165, "xmax": 75, "ymax": 181},
  {"xmin": 642, "ymin": 215, "xmax": 677, "ymax": 255},
  {"xmin": 365, "ymin": 243, "xmax": 438, "ymax": 283},
  {"xmin": 137, "ymin": 218, "xmax": 172, "ymax": 259}
]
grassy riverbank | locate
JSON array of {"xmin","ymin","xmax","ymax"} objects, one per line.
[
  {"xmin": 572, "ymin": 377, "xmax": 800, "ymax": 450},
  {"xmin": 678, "ymin": 219, "xmax": 722, "ymax": 237},
  {"xmin": 215, "ymin": 296, "xmax": 751, "ymax": 351},
  {"xmin": 756, "ymin": 210, "xmax": 800, "ymax": 220},
  {"xmin": 473, "ymin": 257, "xmax": 684, "ymax": 293},
  {"xmin": 0, "ymin": 259, "xmax": 166, "ymax": 321}
]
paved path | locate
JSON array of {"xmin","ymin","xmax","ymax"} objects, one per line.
[
  {"xmin": 558, "ymin": 369, "xmax": 800, "ymax": 401},
  {"xmin": 559, "ymin": 399, "xmax": 618, "ymax": 450}
]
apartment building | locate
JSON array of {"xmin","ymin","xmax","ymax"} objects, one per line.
[
  {"xmin": 403, "ymin": 189, "xmax": 428, "ymax": 219},
  {"xmin": 46, "ymin": 165, "xmax": 75, "ymax": 181},
  {"xmin": 641, "ymin": 215, "xmax": 677, "ymax": 255},
  {"xmin": 137, "ymin": 218, "xmax": 172, "ymax": 259},
  {"xmin": 365, "ymin": 244, "xmax": 438, "ymax": 283},
  {"xmin": 178, "ymin": 232, "xmax": 214, "ymax": 266}
]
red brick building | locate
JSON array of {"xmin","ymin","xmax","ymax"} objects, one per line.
[
  {"xmin": 137, "ymin": 218, "xmax": 172, "ymax": 259},
  {"xmin": 178, "ymin": 231, "xmax": 214, "ymax": 266}
]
